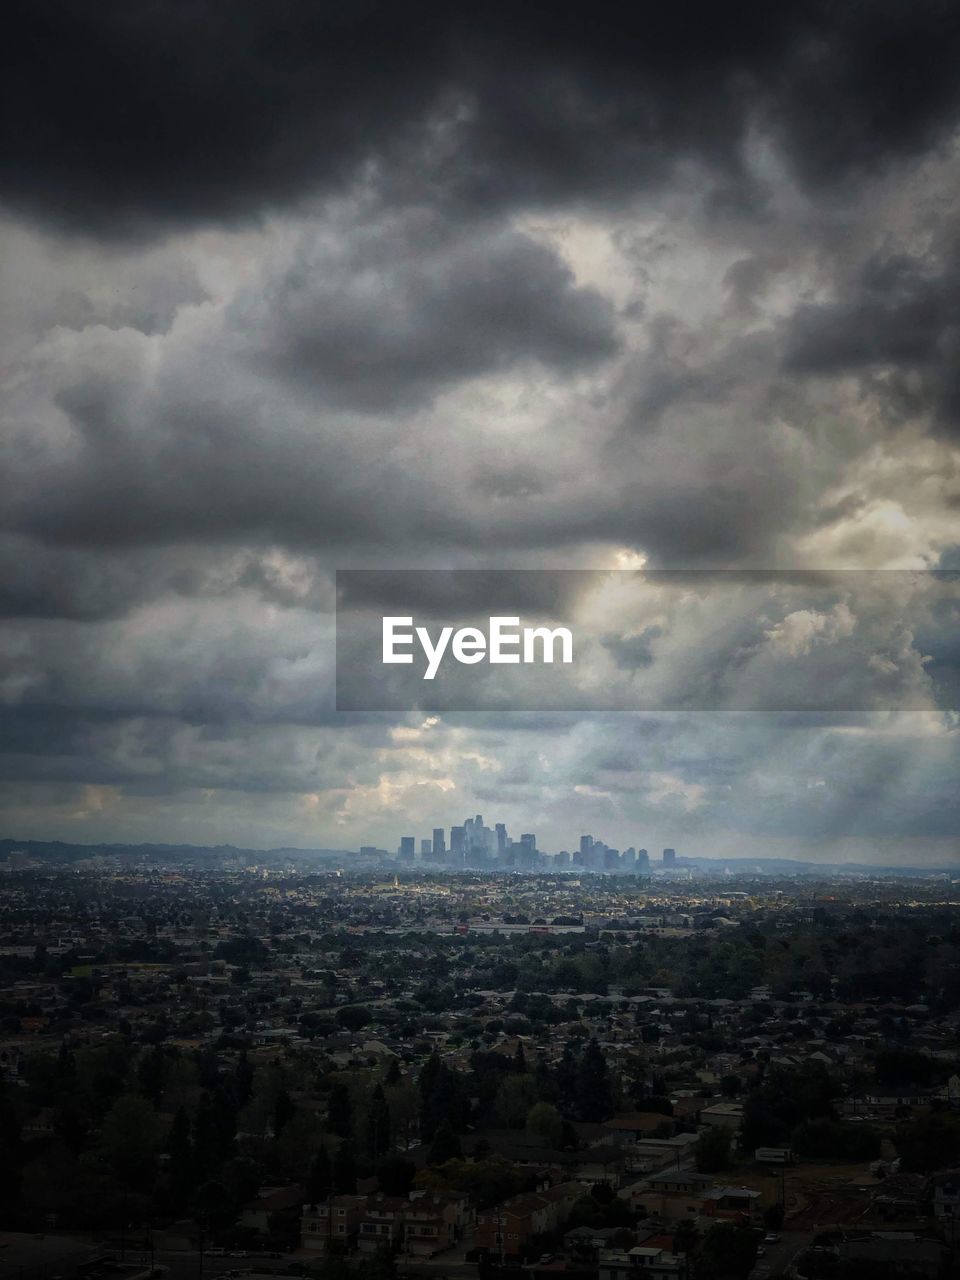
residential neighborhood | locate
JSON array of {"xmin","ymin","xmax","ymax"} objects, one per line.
[{"xmin": 1, "ymin": 853, "xmax": 959, "ymax": 1280}]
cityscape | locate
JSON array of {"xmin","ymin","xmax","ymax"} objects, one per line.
[
  {"xmin": 2, "ymin": 844, "xmax": 960, "ymax": 1280},
  {"xmin": 3, "ymin": 5, "xmax": 960, "ymax": 1280},
  {"xmin": 381, "ymin": 820, "xmax": 673, "ymax": 875}
]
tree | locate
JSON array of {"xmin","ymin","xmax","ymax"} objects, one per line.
[
  {"xmin": 222, "ymin": 1049, "xmax": 248, "ymax": 1101},
  {"xmin": 418, "ymin": 1052, "xmax": 465, "ymax": 1139},
  {"xmin": 194, "ymin": 1179, "xmax": 238, "ymax": 1235},
  {"xmin": 696, "ymin": 1125, "xmax": 731, "ymax": 1173},
  {"xmin": 427, "ymin": 1120, "xmax": 462, "ymax": 1165},
  {"xmin": 791, "ymin": 1117, "xmax": 880, "ymax": 1162},
  {"xmin": 763, "ymin": 1203, "xmax": 785, "ymax": 1232},
  {"xmin": 307, "ymin": 1147, "xmax": 332, "ymax": 1204},
  {"xmin": 327, "ymin": 1081, "xmax": 353, "ymax": 1139},
  {"xmin": 333, "ymin": 1139, "xmax": 357, "ymax": 1194},
  {"xmin": 567, "ymin": 1186, "xmax": 634, "ymax": 1231},
  {"xmin": 336, "ymin": 1005, "xmax": 373, "ymax": 1032},
  {"xmin": 166, "ymin": 1106, "xmax": 195, "ymax": 1208},
  {"xmin": 138, "ymin": 1044, "xmax": 166, "ymax": 1106},
  {"xmin": 526, "ymin": 1102, "xmax": 563, "ymax": 1148},
  {"xmin": 376, "ymin": 1153, "xmax": 416, "ymax": 1197},
  {"xmin": 193, "ymin": 1088, "xmax": 238, "ymax": 1175},
  {"xmin": 897, "ymin": 1111, "xmax": 960, "ymax": 1173},
  {"xmin": 695, "ymin": 1223, "xmax": 758, "ymax": 1280},
  {"xmin": 273, "ymin": 1086, "xmax": 296, "ymax": 1138},
  {"xmin": 577, "ymin": 1039, "xmax": 614, "ymax": 1122},
  {"xmin": 874, "ymin": 1047, "xmax": 934, "ymax": 1087},
  {"xmin": 493, "ymin": 1073, "xmax": 539, "ymax": 1129},
  {"xmin": 366, "ymin": 1084, "xmax": 391, "ymax": 1159},
  {"xmin": 100, "ymin": 1094, "xmax": 161, "ymax": 1189},
  {"xmin": 556, "ymin": 1043, "xmax": 579, "ymax": 1114}
]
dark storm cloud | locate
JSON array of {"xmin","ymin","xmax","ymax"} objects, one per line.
[
  {"xmin": 784, "ymin": 246, "xmax": 960, "ymax": 435},
  {"xmin": 5, "ymin": 2, "xmax": 960, "ymax": 235},
  {"xmin": 245, "ymin": 216, "xmax": 619, "ymax": 410},
  {"xmin": 335, "ymin": 568, "xmax": 600, "ymax": 620}
]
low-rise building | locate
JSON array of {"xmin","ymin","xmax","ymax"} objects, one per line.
[
  {"xmin": 300, "ymin": 1196, "xmax": 366, "ymax": 1252},
  {"xmin": 598, "ymin": 1245, "xmax": 685, "ymax": 1280}
]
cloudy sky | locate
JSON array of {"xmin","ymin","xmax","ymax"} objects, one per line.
[{"xmin": 1, "ymin": 1, "xmax": 959, "ymax": 864}]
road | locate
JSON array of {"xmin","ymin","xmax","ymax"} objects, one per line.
[
  {"xmin": 106, "ymin": 1248, "xmax": 299, "ymax": 1280},
  {"xmin": 751, "ymin": 1230, "xmax": 814, "ymax": 1280}
]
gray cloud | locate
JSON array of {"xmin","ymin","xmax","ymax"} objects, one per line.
[
  {"xmin": 5, "ymin": 4, "xmax": 960, "ymax": 237},
  {"xmin": 1, "ymin": 5, "xmax": 959, "ymax": 860},
  {"xmin": 242, "ymin": 214, "xmax": 619, "ymax": 410},
  {"xmin": 784, "ymin": 244, "xmax": 960, "ymax": 436}
]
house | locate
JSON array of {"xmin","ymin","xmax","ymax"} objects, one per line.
[
  {"xmin": 754, "ymin": 1147, "xmax": 793, "ymax": 1165},
  {"xmin": 931, "ymin": 1172, "xmax": 960, "ymax": 1221},
  {"xmin": 356, "ymin": 1189, "xmax": 470, "ymax": 1258},
  {"xmin": 702, "ymin": 1186, "xmax": 762, "ymax": 1221},
  {"xmin": 643, "ymin": 1172, "xmax": 713, "ymax": 1196},
  {"xmin": 403, "ymin": 1192, "xmax": 462, "ymax": 1256},
  {"xmin": 598, "ymin": 1246, "xmax": 685, "ymax": 1280},
  {"xmin": 356, "ymin": 1195, "xmax": 407, "ymax": 1254},
  {"xmin": 699, "ymin": 1102, "xmax": 743, "ymax": 1131},
  {"xmin": 240, "ymin": 1185, "xmax": 302, "ymax": 1234},
  {"xmin": 410, "ymin": 1187, "xmax": 472, "ymax": 1235},
  {"xmin": 603, "ymin": 1113, "xmax": 676, "ymax": 1142},
  {"xmin": 476, "ymin": 1183, "xmax": 581, "ymax": 1260},
  {"xmin": 625, "ymin": 1172, "xmax": 714, "ymax": 1221},
  {"xmin": 564, "ymin": 1225, "xmax": 622, "ymax": 1254},
  {"xmin": 573, "ymin": 1144, "xmax": 627, "ymax": 1186},
  {"xmin": 300, "ymin": 1196, "xmax": 366, "ymax": 1251},
  {"xmin": 838, "ymin": 1233, "xmax": 945, "ymax": 1278},
  {"xmin": 626, "ymin": 1133, "xmax": 699, "ymax": 1174}
]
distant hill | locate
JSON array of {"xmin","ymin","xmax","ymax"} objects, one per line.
[
  {"xmin": 0, "ymin": 838, "xmax": 353, "ymax": 866},
  {"xmin": 672, "ymin": 855, "xmax": 956, "ymax": 877},
  {"xmin": 0, "ymin": 837, "xmax": 955, "ymax": 876}
]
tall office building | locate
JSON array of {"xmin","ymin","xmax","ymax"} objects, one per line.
[
  {"xmin": 580, "ymin": 834, "xmax": 593, "ymax": 857},
  {"xmin": 662, "ymin": 847, "xmax": 676, "ymax": 868},
  {"xmin": 399, "ymin": 836, "xmax": 415, "ymax": 861},
  {"xmin": 420, "ymin": 838, "xmax": 432, "ymax": 857},
  {"xmin": 637, "ymin": 848, "xmax": 650, "ymax": 875},
  {"xmin": 450, "ymin": 826, "xmax": 466, "ymax": 860},
  {"xmin": 432, "ymin": 828, "xmax": 446, "ymax": 858},
  {"xmin": 496, "ymin": 823, "xmax": 508, "ymax": 856}
]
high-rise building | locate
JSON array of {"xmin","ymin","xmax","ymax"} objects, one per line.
[
  {"xmin": 580, "ymin": 834, "xmax": 593, "ymax": 857},
  {"xmin": 495, "ymin": 823, "xmax": 508, "ymax": 856},
  {"xmin": 637, "ymin": 848, "xmax": 650, "ymax": 875},
  {"xmin": 662, "ymin": 847, "xmax": 676, "ymax": 868},
  {"xmin": 420, "ymin": 838, "xmax": 432, "ymax": 857},
  {"xmin": 432, "ymin": 827, "xmax": 446, "ymax": 858},
  {"xmin": 450, "ymin": 826, "xmax": 466, "ymax": 860},
  {"xmin": 399, "ymin": 836, "xmax": 415, "ymax": 861}
]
